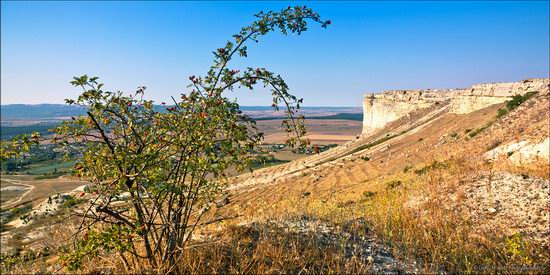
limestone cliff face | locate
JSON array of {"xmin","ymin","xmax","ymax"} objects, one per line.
[
  {"xmin": 362, "ymin": 78, "xmax": 549, "ymax": 134},
  {"xmin": 362, "ymin": 91, "xmax": 444, "ymax": 133}
]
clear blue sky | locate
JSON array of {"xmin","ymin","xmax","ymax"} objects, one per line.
[{"xmin": 1, "ymin": 1, "xmax": 549, "ymax": 106}]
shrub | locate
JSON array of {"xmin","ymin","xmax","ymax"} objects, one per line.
[
  {"xmin": 9, "ymin": 204, "xmax": 32, "ymax": 217},
  {"xmin": 362, "ymin": 191, "xmax": 376, "ymax": 198},
  {"xmin": 47, "ymin": 7, "xmax": 331, "ymax": 272},
  {"xmin": 347, "ymin": 134, "xmax": 398, "ymax": 155},
  {"xmin": 385, "ymin": 180, "xmax": 402, "ymax": 190},
  {"xmin": 414, "ymin": 161, "xmax": 448, "ymax": 175},
  {"xmin": 496, "ymin": 92, "xmax": 537, "ymax": 120},
  {"xmin": 506, "ymin": 92, "xmax": 537, "ymax": 110},
  {"xmin": 361, "ymin": 156, "xmax": 370, "ymax": 161},
  {"xmin": 468, "ymin": 123, "xmax": 491, "ymax": 138},
  {"xmin": 450, "ymin": 132, "xmax": 459, "ymax": 140},
  {"xmin": 496, "ymin": 108, "xmax": 508, "ymax": 119},
  {"xmin": 61, "ymin": 196, "xmax": 83, "ymax": 209}
]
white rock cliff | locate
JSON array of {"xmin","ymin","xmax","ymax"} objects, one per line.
[{"xmin": 362, "ymin": 78, "xmax": 549, "ymax": 134}]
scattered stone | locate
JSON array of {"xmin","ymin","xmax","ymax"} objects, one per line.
[{"xmin": 216, "ymin": 196, "xmax": 230, "ymax": 207}]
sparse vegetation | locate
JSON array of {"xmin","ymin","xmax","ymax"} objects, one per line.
[
  {"xmin": 496, "ymin": 92, "xmax": 537, "ymax": 119},
  {"xmin": 506, "ymin": 92, "xmax": 537, "ymax": 110},
  {"xmin": 413, "ymin": 160, "xmax": 448, "ymax": 175},
  {"xmin": 471, "ymin": 91, "xmax": 538, "ymax": 139},
  {"xmin": 9, "ymin": 204, "xmax": 32, "ymax": 218},
  {"xmin": 250, "ymin": 154, "xmax": 290, "ymax": 170},
  {"xmin": 385, "ymin": 180, "xmax": 402, "ymax": 189},
  {"xmin": 349, "ymin": 133, "xmax": 400, "ymax": 155},
  {"xmin": 362, "ymin": 158, "xmax": 549, "ymax": 273},
  {"xmin": 61, "ymin": 196, "xmax": 83, "ymax": 209},
  {"xmin": 487, "ymin": 139, "xmax": 503, "ymax": 150},
  {"xmin": 468, "ymin": 123, "xmax": 491, "ymax": 138},
  {"xmin": 496, "ymin": 107, "xmax": 509, "ymax": 118},
  {"xmin": 362, "ymin": 191, "xmax": 376, "ymax": 198},
  {"xmin": 1, "ymin": 203, "xmax": 33, "ymax": 226}
]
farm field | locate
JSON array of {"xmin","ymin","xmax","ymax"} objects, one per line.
[
  {"xmin": 0, "ymin": 175, "xmax": 85, "ymax": 209},
  {"xmin": 0, "ymin": 181, "xmax": 30, "ymax": 206},
  {"xmin": 24, "ymin": 160, "xmax": 76, "ymax": 175},
  {"xmin": 257, "ymin": 119, "xmax": 362, "ymax": 145}
]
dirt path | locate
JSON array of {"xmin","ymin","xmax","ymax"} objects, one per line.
[{"xmin": 1, "ymin": 179, "xmax": 35, "ymax": 208}]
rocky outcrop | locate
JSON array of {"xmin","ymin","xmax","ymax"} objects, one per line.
[
  {"xmin": 362, "ymin": 78, "xmax": 549, "ymax": 134},
  {"xmin": 362, "ymin": 90, "xmax": 449, "ymax": 133},
  {"xmin": 485, "ymin": 137, "xmax": 550, "ymax": 165}
]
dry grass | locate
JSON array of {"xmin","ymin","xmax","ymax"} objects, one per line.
[
  {"xmin": 175, "ymin": 221, "xmax": 371, "ymax": 274},
  {"xmin": 360, "ymin": 158, "xmax": 550, "ymax": 273},
  {"xmin": 3, "ymin": 218, "xmax": 375, "ymax": 274},
  {"xmin": 491, "ymin": 157, "xmax": 550, "ymax": 179},
  {"xmin": 4, "ymin": 157, "xmax": 549, "ymax": 274}
]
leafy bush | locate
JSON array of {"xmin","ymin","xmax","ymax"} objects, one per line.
[{"xmin": 46, "ymin": 6, "xmax": 331, "ymax": 272}]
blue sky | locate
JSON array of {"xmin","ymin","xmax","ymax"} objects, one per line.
[{"xmin": 1, "ymin": 1, "xmax": 549, "ymax": 106}]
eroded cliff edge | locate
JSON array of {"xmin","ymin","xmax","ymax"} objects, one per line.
[{"xmin": 362, "ymin": 78, "xmax": 550, "ymax": 134}]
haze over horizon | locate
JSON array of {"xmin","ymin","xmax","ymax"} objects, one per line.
[{"xmin": 1, "ymin": 1, "xmax": 549, "ymax": 106}]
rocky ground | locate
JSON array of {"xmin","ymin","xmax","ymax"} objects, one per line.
[{"xmin": 454, "ymin": 172, "xmax": 549, "ymax": 249}]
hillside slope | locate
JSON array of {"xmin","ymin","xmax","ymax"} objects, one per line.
[
  {"xmin": 3, "ymin": 82, "xmax": 549, "ymax": 274},
  {"xmin": 219, "ymin": 86, "xmax": 549, "ymax": 272}
]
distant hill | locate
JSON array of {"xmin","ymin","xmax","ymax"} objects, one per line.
[
  {"xmin": 1, "ymin": 104, "xmax": 361, "ymax": 123},
  {"xmin": 256, "ymin": 113, "xmax": 363, "ymax": 121},
  {"xmin": 1, "ymin": 124, "xmax": 56, "ymax": 140},
  {"xmin": 0, "ymin": 104, "xmax": 86, "ymax": 120},
  {"xmin": 0, "ymin": 104, "xmax": 362, "ymax": 139}
]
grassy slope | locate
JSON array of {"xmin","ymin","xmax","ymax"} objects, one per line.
[
  {"xmin": 222, "ymin": 93, "xmax": 550, "ymax": 273},
  {"xmin": 2, "ymin": 94, "xmax": 549, "ymax": 273}
]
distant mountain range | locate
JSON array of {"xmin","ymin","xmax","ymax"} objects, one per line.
[
  {"xmin": 0, "ymin": 104, "xmax": 362, "ymax": 138},
  {"xmin": 1, "ymin": 104, "xmax": 87, "ymax": 120},
  {"xmin": 1, "ymin": 104, "xmax": 361, "ymax": 122}
]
